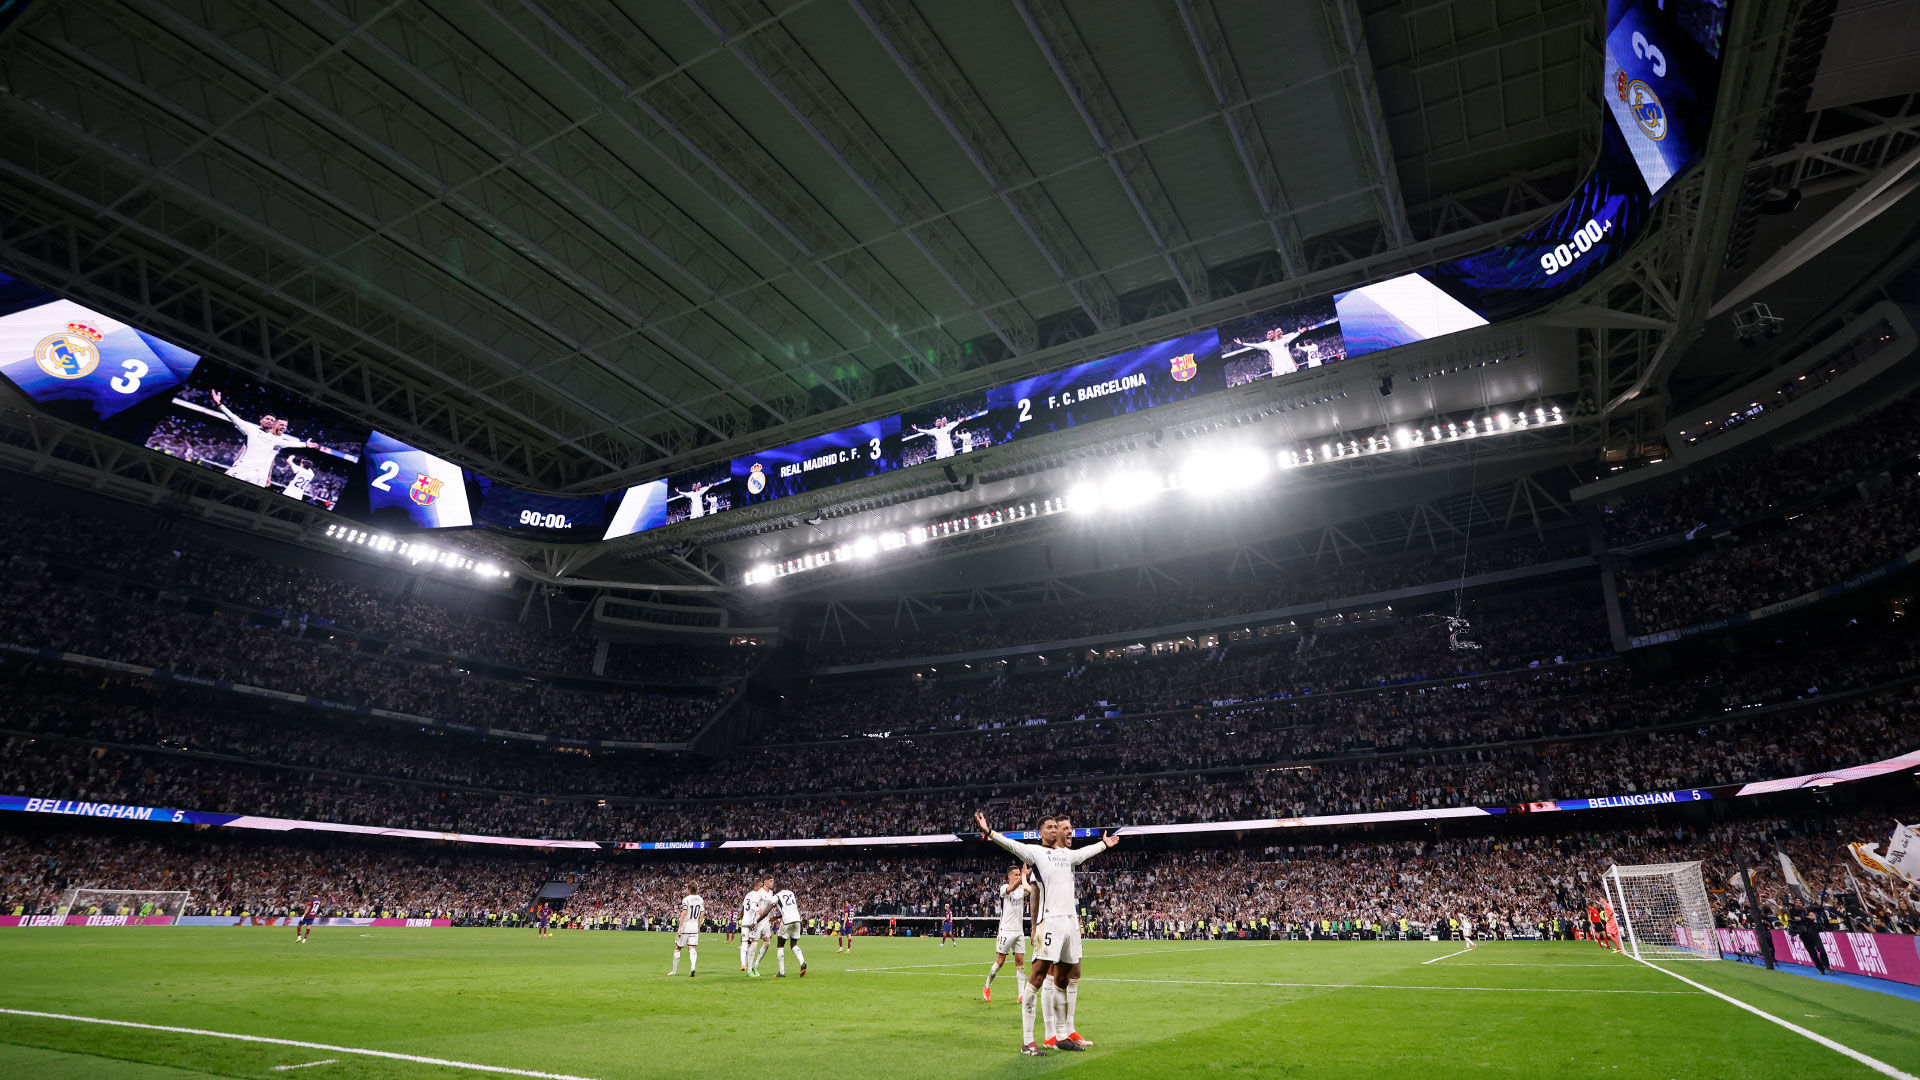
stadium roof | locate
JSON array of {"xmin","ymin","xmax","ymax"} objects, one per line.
[{"xmin": 2, "ymin": 0, "xmax": 1919, "ymax": 597}]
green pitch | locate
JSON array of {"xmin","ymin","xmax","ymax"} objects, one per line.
[{"xmin": 2, "ymin": 930, "xmax": 1917, "ymax": 1079}]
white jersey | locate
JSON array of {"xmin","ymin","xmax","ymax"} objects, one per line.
[
  {"xmin": 218, "ymin": 403, "xmax": 307, "ymax": 486},
  {"xmin": 282, "ymin": 462, "xmax": 314, "ymax": 501},
  {"xmin": 682, "ymin": 487, "xmax": 709, "ymax": 518},
  {"xmin": 996, "ymin": 882, "xmax": 1030, "ymax": 935},
  {"xmin": 988, "ymin": 835, "xmax": 1106, "ymax": 923},
  {"xmin": 745, "ymin": 888, "xmax": 775, "ymax": 929},
  {"xmin": 920, "ymin": 425, "xmax": 957, "ymax": 459},
  {"xmin": 680, "ymin": 894, "xmax": 703, "ymax": 935},
  {"xmin": 773, "ymin": 888, "xmax": 800, "ymax": 924},
  {"xmin": 1245, "ymin": 337, "xmax": 1298, "ymax": 377}
]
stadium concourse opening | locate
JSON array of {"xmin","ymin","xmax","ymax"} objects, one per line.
[{"xmin": 6, "ymin": 0, "xmax": 1920, "ymax": 1076}]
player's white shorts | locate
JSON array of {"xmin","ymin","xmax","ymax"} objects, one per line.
[
  {"xmin": 226, "ymin": 461, "xmax": 274, "ymax": 487},
  {"xmin": 675, "ymin": 931, "xmax": 699, "ymax": 948},
  {"xmin": 775, "ymin": 924, "xmax": 801, "ymax": 942},
  {"xmin": 756, "ymin": 923, "xmax": 774, "ymax": 941},
  {"xmin": 1033, "ymin": 918, "xmax": 1081, "ymax": 965},
  {"xmin": 995, "ymin": 931, "xmax": 1027, "ymax": 956}
]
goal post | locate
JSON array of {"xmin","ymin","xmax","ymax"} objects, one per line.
[
  {"xmin": 1603, "ymin": 862, "xmax": 1718, "ymax": 961},
  {"xmin": 59, "ymin": 889, "xmax": 191, "ymax": 924}
]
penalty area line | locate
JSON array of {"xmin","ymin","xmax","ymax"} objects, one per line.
[
  {"xmin": 1627, "ymin": 957, "xmax": 1918, "ymax": 1080},
  {"xmin": 0, "ymin": 1009, "xmax": 599, "ymax": 1080},
  {"xmin": 1420, "ymin": 947, "xmax": 1476, "ymax": 965}
]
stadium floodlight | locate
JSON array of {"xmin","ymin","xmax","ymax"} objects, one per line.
[
  {"xmin": 1103, "ymin": 471, "xmax": 1160, "ymax": 510},
  {"xmin": 1180, "ymin": 449, "xmax": 1269, "ymax": 495},
  {"xmin": 1065, "ymin": 481, "xmax": 1102, "ymax": 513},
  {"xmin": 850, "ymin": 535, "xmax": 879, "ymax": 560}
]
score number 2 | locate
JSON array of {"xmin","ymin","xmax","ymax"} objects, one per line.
[
  {"xmin": 370, "ymin": 460, "xmax": 400, "ymax": 491},
  {"xmin": 1540, "ymin": 217, "xmax": 1612, "ymax": 277}
]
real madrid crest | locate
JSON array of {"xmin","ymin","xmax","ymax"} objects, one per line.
[
  {"xmin": 34, "ymin": 322, "xmax": 104, "ymax": 380},
  {"xmin": 1615, "ymin": 70, "xmax": 1666, "ymax": 141},
  {"xmin": 746, "ymin": 462, "xmax": 767, "ymax": 495}
]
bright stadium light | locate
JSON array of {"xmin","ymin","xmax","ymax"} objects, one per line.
[
  {"xmin": 1102, "ymin": 471, "xmax": 1160, "ymax": 510},
  {"xmin": 1066, "ymin": 481, "xmax": 1102, "ymax": 513},
  {"xmin": 1180, "ymin": 449, "xmax": 1269, "ymax": 495},
  {"xmin": 849, "ymin": 535, "xmax": 879, "ymax": 560}
]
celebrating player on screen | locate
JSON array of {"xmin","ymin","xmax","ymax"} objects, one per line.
[
  {"xmin": 671, "ymin": 477, "xmax": 731, "ymax": 520},
  {"xmin": 905, "ymin": 411, "xmax": 988, "ymax": 460},
  {"xmin": 210, "ymin": 389, "xmax": 320, "ymax": 488},
  {"xmin": 1233, "ymin": 319, "xmax": 1337, "ymax": 378}
]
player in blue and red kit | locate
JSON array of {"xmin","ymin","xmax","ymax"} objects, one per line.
[
  {"xmin": 838, "ymin": 903, "xmax": 856, "ymax": 953},
  {"xmin": 534, "ymin": 903, "xmax": 553, "ymax": 938},
  {"xmin": 941, "ymin": 906, "xmax": 956, "ymax": 947},
  {"xmin": 295, "ymin": 895, "xmax": 325, "ymax": 943}
]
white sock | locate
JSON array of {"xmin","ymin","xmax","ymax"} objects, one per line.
[
  {"xmin": 1067, "ymin": 980, "xmax": 1078, "ymax": 1033},
  {"xmin": 791, "ymin": 944, "xmax": 804, "ymax": 968},
  {"xmin": 1041, "ymin": 981, "xmax": 1060, "ymax": 1041},
  {"xmin": 777, "ymin": 945, "xmax": 786, "ymax": 976},
  {"xmin": 1021, "ymin": 985, "xmax": 1038, "ymax": 1044},
  {"xmin": 688, "ymin": 947, "xmax": 697, "ymax": 972},
  {"xmin": 986, "ymin": 959, "xmax": 1002, "ymax": 986},
  {"xmin": 1053, "ymin": 983, "xmax": 1071, "ymax": 1039},
  {"xmin": 740, "ymin": 940, "xmax": 749, "ymax": 967},
  {"xmin": 670, "ymin": 948, "xmax": 680, "ymax": 974}
]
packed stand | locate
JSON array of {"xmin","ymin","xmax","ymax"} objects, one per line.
[
  {"xmin": 1621, "ymin": 472, "xmax": 1920, "ymax": 633},
  {"xmin": 808, "ymin": 534, "xmax": 1591, "ymax": 665},
  {"xmin": 1598, "ymin": 378, "xmax": 1920, "ymax": 547}
]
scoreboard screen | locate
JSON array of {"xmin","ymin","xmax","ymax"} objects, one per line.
[
  {"xmin": 472, "ymin": 477, "xmax": 616, "ymax": 541},
  {"xmin": 602, "ymin": 479, "xmax": 670, "ymax": 541},
  {"xmin": 0, "ymin": 299, "xmax": 203, "ymax": 427},
  {"xmin": 732, "ymin": 417, "xmax": 900, "ymax": 505},
  {"xmin": 361, "ymin": 431, "xmax": 474, "ymax": 530},
  {"xmin": 1603, "ymin": 0, "xmax": 1721, "ymax": 198},
  {"xmin": 989, "ymin": 330, "xmax": 1225, "ymax": 443}
]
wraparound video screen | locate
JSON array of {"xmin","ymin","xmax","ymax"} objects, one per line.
[{"xmin": 0, "ymin": 0, "xmax": 1728, "ymax": 543}]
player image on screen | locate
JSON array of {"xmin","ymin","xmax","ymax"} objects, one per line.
[
  {"xmin": 664, "ymin": 464, "xmax": 733, "ymax": 525},
  {"xmin": 137, "ymin": 369, "xmax": 365, "ymax": 510},
  {"xmin": 900, "ymin": 392, "xmax": 993, "ymax": 468},
  {"xmin": 1217, "ymin": 298, "xmax": 1346, "ymax": 388}
]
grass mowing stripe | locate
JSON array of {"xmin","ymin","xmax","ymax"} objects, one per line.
[
  {"xmin": 0, "ymin": 1010, "xmax": 597, "ymax": 1080},
  {"xmin": 856, "ymin": 970, "xmax": 1705, "ymax": 993},
  {"xmin": 1629, "ymin": 958, "xmax": 1920, "ymax": 1080}
]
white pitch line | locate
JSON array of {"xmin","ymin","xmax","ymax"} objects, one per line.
[
  {"xmin": 1627, "ymin": 957, "xmax": 1919, "ymax": 1080},
  {"xmin": 272, "ymin": 1060, "xmax": 339, "ymax": 1071},
  {"xmin": 0, "ymin": 1009, "xmax": 600, "ymax": 1080},
  {"xmin": 856, "ymin": 971, "xmax": 1699, "ymax": 994},
  {"xmin": 1420, "ymin": 947, "xmax": 1476, "ymax": 965}
]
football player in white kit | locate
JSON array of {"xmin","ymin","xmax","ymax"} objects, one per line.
[
  {"xmin": 738, "ymin": 885, "xmax": 764, "ymax": 973},
  {"xmin": 744, "ymin": 877, "xmax": 777, "ymax": 977},
  {"xmin": 281, "ymin": 457, "xmax": 315, "ymax": 502},
  {"xmin": 1460, "ymin": 914, "xmax": 1477, "ymax": 950},
  {"xmin": 975, "ymin": 810, "xmax": 1117, "ymax": 1055},
  {"xmin": 210, "ymin": 390, "xmax": 318, "ymax": 487},
  {"xmin": 905, "ymin": 410, "xmax": 987, "ymax": 460},
  {"xmin": 982, "ymin": 865, "xmax": 1030, "ymax": 1004},
  {"xmin": 672, "ymin": 477, "xmax": 730, "ymax": 520},
  {"xmin": 1233, "ymin": 319, "xmax": 1337, "ymax": 379},
  {"xmin": 767, "ymin": 881, "xmax": 807, "ymax": 978},
  {"xmin": 669, "ymin": 883, "xmax": 702, "ymax": 976}
]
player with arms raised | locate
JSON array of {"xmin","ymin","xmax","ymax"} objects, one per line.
[
  {"xmin": 906, "ymin": 411, "xmax": 987, "ymax": 461},
  {"xmin": 672, "ymin": 477, "xmax": 730, "ymax": 520},
  {"xmin": 1233, "ymin": 320, "xmax": 1337, "ymax": 378},
  {"xmin": 670, "ymin": 883, "xmax": 702, "ymax": 977},
  {"xmin": 983, "ymin": 866, "xmax": 1030, "ymax": 1003},
  {"xmin": 975, "ymin": 810, "xmax": 1118, "ymax": 1055},
  {"xmin": 209, "ymin": 390, "xmax": 319, "ymax": 488}
]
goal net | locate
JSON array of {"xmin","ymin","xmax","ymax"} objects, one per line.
[
  {"xmin": 59, "ymin": 889, "xmax": 190, "ymax": 924},
  {"xmin": 1602, "ymin": 862, "xmax": 1717, "ymax": 961}
]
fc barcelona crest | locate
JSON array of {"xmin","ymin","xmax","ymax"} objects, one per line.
[
  {"xmin": 1169, "ymin": 352, "xmax": 1197, "ymax": 383},
  {"xmin": 409, "ymin": 474, "xmax": 444, "ymax": 506}
]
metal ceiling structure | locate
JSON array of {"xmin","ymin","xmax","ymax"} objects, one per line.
[{"xmin": 1, "ymin": 0, "xmax": 1915, "ymax": 607}]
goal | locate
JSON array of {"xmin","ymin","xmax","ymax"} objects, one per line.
[
  {"xmin": 58, "ymin": 889, "xmax": 191, "ymax": 924},
  {"xmin": 1602, "ymin": 862, "xmax": 1718, "ymax": 961}
]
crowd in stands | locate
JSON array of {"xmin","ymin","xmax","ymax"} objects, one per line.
[
  {"xmin": 5, "ymin": 805, "xmax": 1912, "ymax": 938},
  {"xmin": 1621, "ymin": 472, "xmax": 1920, "ymax": 633},
  {"xmin": 787, "ymin": 590, "xmax": 1614, "ymax": 740},
  {"xmin": 1598, "ymin": 379, "xmax": 1920, "ymax": 547},
  {"xmin": 0, "ymin": 486, "xmax": 759, "ymax": 682},
  {"xmin": 5, "ymin": 629, "xmax": 1913, "ymax": 842},
  {"xmin": 806, "ymin": 534, "xmax": 1591, "ymax": 665},
  {"xmin": 0, "ymin": 562, "xmax": 727, "ymax": 743}
]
